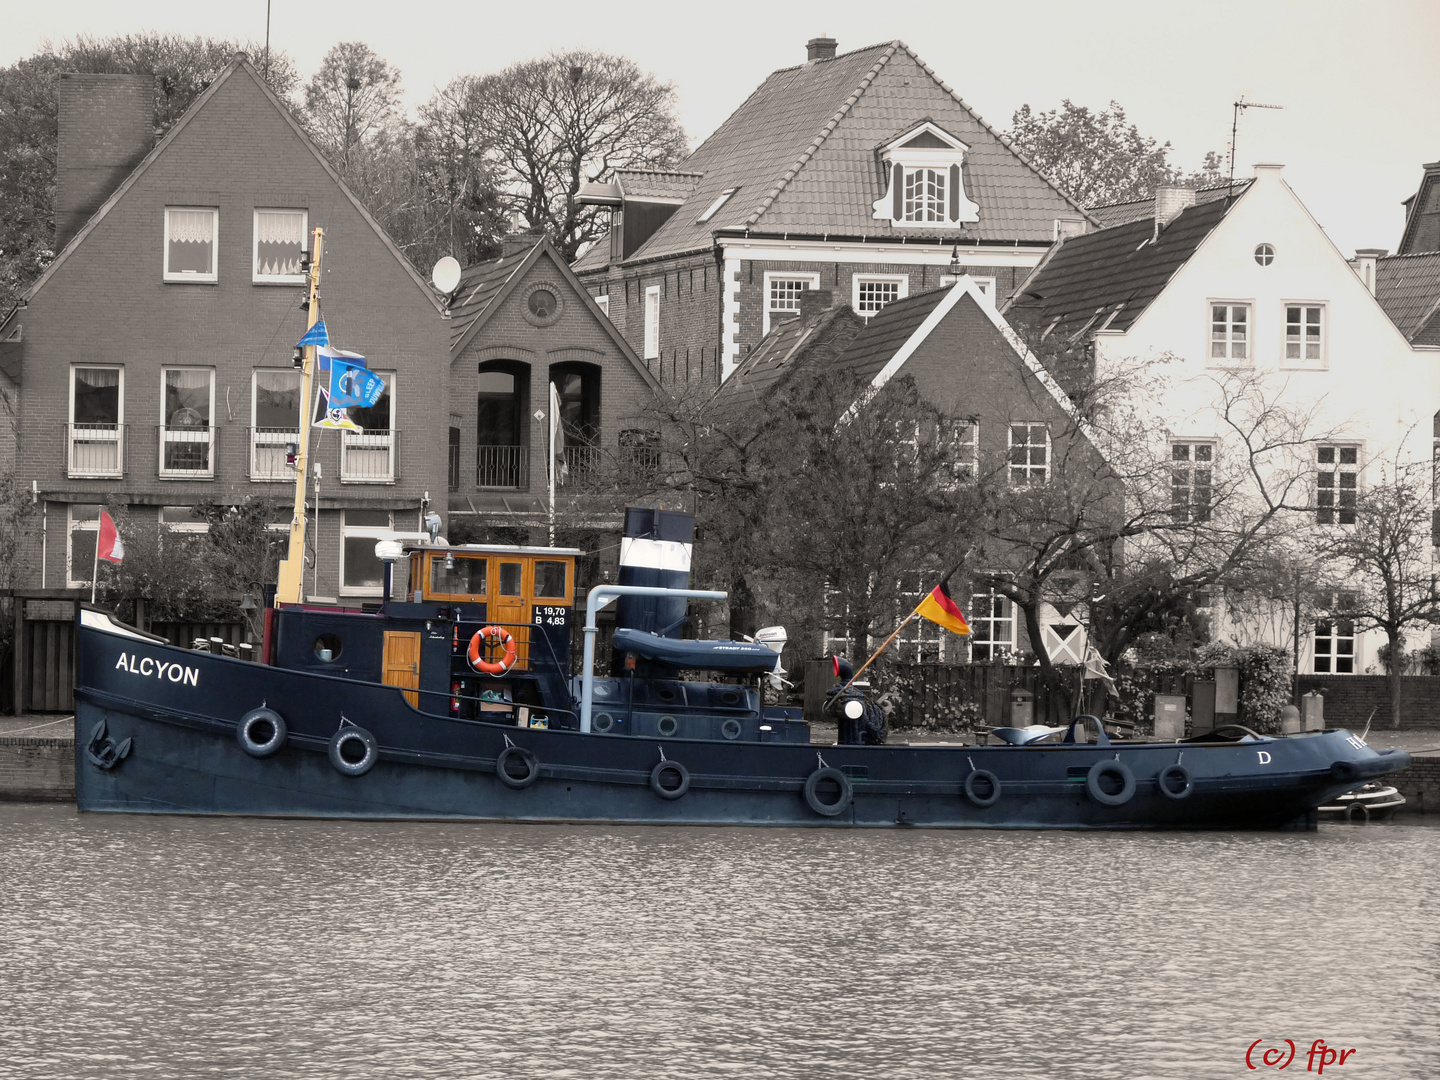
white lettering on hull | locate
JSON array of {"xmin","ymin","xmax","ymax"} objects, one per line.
[{"xmin": 114, "ymin": 652, "xmax": 200, "ymax": 688}]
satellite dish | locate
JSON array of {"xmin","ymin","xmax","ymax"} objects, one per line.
[{"xmin": 431, "ymin": 256, "xmax": 461, "ymax": 294}]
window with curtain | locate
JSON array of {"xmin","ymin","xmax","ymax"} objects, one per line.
[
  {"xmin": 161, "ymin": 368, "xmax": 214, "ymax": 476},
  {"xmin": 69, "ymin": 366, "xmax": 124, "ymax": 477},
  {"xmin": 254, "ymin": 209, "xmax": 307, "ymax": 282},
  {"xmin": 252, "ymin": 369, "xmax": 303, "ymax": 480},
  {"xmin": 165, "ymin": 207, "xmax": 217, "ymax": 281}
]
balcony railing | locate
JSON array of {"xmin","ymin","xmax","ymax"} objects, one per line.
[
  {"xmin": 562, "ymin": 444, "xmax": 604, "ymax": 484},
  {"xmin": 67, "ymin": 423, "xmax": 126, "ymax": 478},
  {"xmin": 341, "ymin": 428, "xmax": 397, "ymax": 482},
  {"xmin": 249, "ymin": 426, "xmax": 300, "ymax": 480},
  {"xmin": 477, "ymin": 445, "xmax": 528, "ymax": 489},
  {"xmin": 158, "ymin": 424, "xmax": 216, "ymax": 477}
]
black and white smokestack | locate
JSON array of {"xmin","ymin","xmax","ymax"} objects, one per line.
[{"xmin": 614, "ymin": 507, "xmax": 694, "ymax": 638}]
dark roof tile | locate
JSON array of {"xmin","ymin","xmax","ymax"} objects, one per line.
[{"xmin": 1375, "ymin": 251, "xmax": 1440, "ymax": 343}]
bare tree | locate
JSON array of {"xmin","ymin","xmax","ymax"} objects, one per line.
[{"xmin": 303, "ymin": 42, "xmax": 402, "ymax": 175}]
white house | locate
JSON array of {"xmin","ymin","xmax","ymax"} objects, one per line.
[{"xmin": 1007, "ymin": 164, "xmax": 1440, "ymax": 674}]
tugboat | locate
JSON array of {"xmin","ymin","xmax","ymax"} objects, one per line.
[{"xmin": 71, "ymin": 231, "xmax": 1413, "ymax": 828}]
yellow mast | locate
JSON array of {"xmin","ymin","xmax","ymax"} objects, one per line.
[{"xmin": 275, "ymin": 226, "xmax": 324, "ymax": 606}]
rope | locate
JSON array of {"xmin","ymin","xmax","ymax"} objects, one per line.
[{"xmin": 0, "ymin": 716, "xmax": 74, "ymax": 736}]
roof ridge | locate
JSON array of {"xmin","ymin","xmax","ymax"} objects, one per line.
[
  {"xmin": 894, "ymin": 42, "xmax": 1094, "ymax": 224},
  {"xmin": 760, "ymin": 39, "xmax": 903, "ymax": 76},
  {"xmin": 1088, "ymin": 177, "xmax": 1253, "ymax": 214},
  {"xmin": 743, "ymin": 42, "xmax": 900, "ymax": 227},
  {"xmin": 1378, "ymin": 250, "xmax": 1440, "ymax": 261},
  {"xmin": 615, "ymin": 167, "xmax": 705, "ymax": 177}
]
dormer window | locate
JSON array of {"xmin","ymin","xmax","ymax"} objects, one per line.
[{"xmin": 871, "ymin": 122, "xmax": 979, "ymax": 228}]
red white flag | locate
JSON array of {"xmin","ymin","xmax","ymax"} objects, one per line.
[{"xmin": 97, "ymin": 510, "xmax": 124, "ymax": 563}]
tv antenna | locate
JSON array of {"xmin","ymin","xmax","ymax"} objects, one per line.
[{"xmin": 1228, "ymin": 96, "xmax": 1284, "ymax": 195}]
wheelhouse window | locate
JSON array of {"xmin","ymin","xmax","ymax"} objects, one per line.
[
  {"xmin": 160, "ymin": 368, "xmax": 215, "ymax": 477},
  {"xmin": 164, "ymin": 207, "xmax": 218, "ymax": 282},
  {"xmin": 764, "ymin": 272, "xmax": 820, "ymax": 334},
  {"xmin": 69, "ymin": 366, "xmax": 123, "ymax": 478},
  {"xmin": 1170, "ymin": 441, "xmax": 1214, "ymax": 522},
  {"xmin": 340, "ymin": 509, "xmax": 392, "ymax": 595},
  {"xmin": 1210, "ymin": 303, "xmax": 1250, "ymax": 363},
  {"xmin": 853, "ymin": 275, "xmax": 907, "ymax": 316},
  {"xmin": 340, "ymin": 372, "xmax": 395, "ymax": 483},
  {"xmin": 1284, "ymin": 304, "xmax": 1325, "ymax": 367},
  {"xmin": 1317, "ymin": 444, "xmax": 1359, "ymax": 525},
  {"xmin": 253, "ymin": 209, "xmax": 307, "ymax": 283},
  {"xmin": 1009, "ymin": 423, "xmax": 1049, "ymax": 484},
  {"xmin": 534, "ymin": 560, "xmax": 568, "ymax": 599},
  {"xmin": 477, "ymin": 362, "xmax": 529, "ymax": 489},
  {"xmin": 252, "ymin": 369, "xmax": 302, "ymax": 480}
]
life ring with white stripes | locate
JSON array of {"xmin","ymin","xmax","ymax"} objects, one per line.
[{"xmin": 468, "ymin": 626, "xmax": 518, "ymax": 675}]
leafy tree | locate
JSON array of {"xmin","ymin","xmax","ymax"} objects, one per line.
[
  {"xmin": 1005, "ymin": 99, "xmax": 1223, "ymax": 208},
  {"xmin": 301, "ymin": 41, "xmax": 402, "ymax": 175}
]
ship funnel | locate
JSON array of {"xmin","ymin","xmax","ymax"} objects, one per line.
[{"xmin": 614, "ymin": 507, "xmax": 694, "ymax": 639}]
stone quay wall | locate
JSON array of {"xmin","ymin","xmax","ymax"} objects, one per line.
[{"xmin": 0, "ymin": 737, "xmax": 76, "ymax": 801}]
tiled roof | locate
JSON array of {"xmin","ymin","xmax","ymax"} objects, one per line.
[
  {"xmin": 571, "ymin": 237, "xmax": 610, "ymax": 275},
  {"xmin": 446, "ymin": 249, "xmax": 530, "ymax": 350},
  {"xmin": 1375, "ymin": 251, "xmax": 1440, "ymax": 343},
  {"xmin": 710, "ymin": 305, "xmax": 864, "ymax": 418},
  {"xmin": 830, "ymin": 288, "xmax": 950, "ymax": 383},
  {"xmin": 598, "ymin": 41, "xmax": 1087, "ymax": 268},
  {"xmin": 1005, "ymin": 195, "xmax": 1238, "ymax": 339},
  {"xmin": 1086, "ymin": 179, "xmax": 1252, "ymax": 229},
  {"xmin": 615, "ymin": 169, "xmax": 704, "ymax": 201}
]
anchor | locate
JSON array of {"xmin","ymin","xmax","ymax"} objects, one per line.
[{"xmin": 85, "ymin": 718, "xmax": 132, "ymax": 771}]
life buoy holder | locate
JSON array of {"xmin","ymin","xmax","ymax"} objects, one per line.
[
  {"xmin": 468, "ymin": 626, "xmax": 518, "ymax": 675},
  {"xmin": 1087, "ymin": 759, "xmax": 1136, "ymax": 806}
]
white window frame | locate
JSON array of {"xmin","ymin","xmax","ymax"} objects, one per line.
[
  {"xmin": 159, "ymin": 505, "xmax": 209, "ymax": 535},
  {"xmin": 870, "ymin": 124, "xmax": 979, "ymax": 228},
  {"xmin": 1282, "ymin": 302, "xmax": 1327, "ymax": 369},
  {"xmin": 252, "ymin": 208, "xmax": 308, "ymax": 284},
  {"xmin": 339, "ymin": 510, "xmax": 394, "ymax": 596},
  {"xmin": 1208, "ymin": 301, "xmax": 1252, "ymax": 366},
  {"xmin": 940, "ymin": 275, "xmax": 996, "ymax": 308},
  {"xmin": 1317, "ymin": 443, "xmax": 1361, "ymax": 526},
  {"xmin": 764, "ymin": 272, "xmax": 821, "ymax": 334},
  {"xmin": 895, "ymin": 571, "xmax": 954, "ymax": 662},
  {"xmin": 1169, "ymin": 440, "xmax": 1215, "ymax": 523},
  {"xmin": 159, "ymin": 367, "xmax": 216, "ymax": 479},
  {"xmin": 251, "ymin": 369, "xmax": 303, "ymax": 481},
  {"xmin": 968, "ymin": 586, "xmax": 1017, "ymax": 662},
  {"xmin": 594, "ymin": 294, "xmax": 609, "ymax": 317},
  {"xmin": 66, "ymin": 504, "xmax": 100, "ymax": 589},
  {"xmin": 68, "ymin": 365, "xmax": 124, "ymax": 479},
  {"xmin": 644, "ymin": 285, "xmax": 660, "ymax": 359},
  {"xmin": 340, "ymin": 371, "xmax": 397, "ymax": 484},
  {"xmin": 946, "ymin": 418, "xmax": 979, "ymax": 482},
  {"xmin": 1313, "ymin": 593, "xmax": 1358, "ymax": 674},
  {"xmin": 163, "ymin": 206, "xmax": 218, "ymax": 283},
  {"xmin": 1008, "ymin": 422, "xmax": 1050, "ymax": 484},
  {"xmin": 853, "ymin": 274, "xmax": 908, "ymax": 316}
]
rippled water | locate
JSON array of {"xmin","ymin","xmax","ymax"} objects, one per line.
[{"xmin": 1, "ymin": 805, "xmax": 1437, "ymax": 1079}]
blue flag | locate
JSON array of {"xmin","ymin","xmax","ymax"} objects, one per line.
[
  {"xmin": 316, "ymin": 345, "xmax": 368, "ymax": 373},
  {"xmin": 296, "ymin": 320, "xmax": 329, "ymax": 348},
  {"xmin": 328, "ymin": 357, "xmax": 385, "ymax": 409}
]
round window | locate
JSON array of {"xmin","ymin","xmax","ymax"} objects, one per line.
[
  {"xmin": 1254, "ymin": 243, "xmax": 1275, "ymax": 266},
  {"xmin": 527, "ymin": 289, "xmax": 558, "ymax": 318},
  {"xmin": 313, "ymin": 634, "xmax": 342, "ymax": 662}
]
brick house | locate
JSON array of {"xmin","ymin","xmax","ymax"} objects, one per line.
[
  {"xmin": 573, "ymin": 36, "xmax": 1090, "ymax": 388},
  {"xmin": 443, "ymin": 234, "xmax": 661, "ymax": 534},
  {"xmin": 0, "ymin": 56, "xmax": 450, "ymax": 601},
  {"xmin": 714, "ymin": 277, "xmax": 1091, "ymax": 663}
]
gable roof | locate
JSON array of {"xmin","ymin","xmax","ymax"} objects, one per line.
[
  {"xmin": 1398, "ymin": 161, "xmax": 1440, "ymax": 254},
  {"xmin": 19, "ymin": 53, "xmax": 443, "ymax": 313},
  {"xmin": 710, "ymin": 303, "xmax": 864, "ymax": 418},
  {"xmin": 830, "ymin": 288, "xmax": 951, "ymax": 383},
  {"xmin": 1003, "ymin": 194, "xmax": 1239, "ymax": 340},
  {"xmin": 1086, "ymin": 179, "xmax": 1252, "ymax": 229},
  {"xmin": 1375, "ymin": 251, "xmax": 1440, "ymax": 344},
  {"xmin": 447, "ymin": 237, "xmax": 659, "ymax": 390},
  {"xmin": 593, "ymin": 41, "xmax": 1090, "ymax": 268}
]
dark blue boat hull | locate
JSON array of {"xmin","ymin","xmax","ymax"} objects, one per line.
[{"xmin": 75, "ymin": 619, "xmax": 1410, "ymax": 829}]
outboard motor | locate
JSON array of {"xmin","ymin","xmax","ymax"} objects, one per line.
[
  {"xmin": 611, "ymin": 508, "xmax": 694, "ymax": 676},
  {"xmin": 827, "ymin": 656, "xmax": 886, "ymax": 745}
]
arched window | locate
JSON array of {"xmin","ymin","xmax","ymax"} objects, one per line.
[{"xmin": 477, "ymin": 361, "xmax": 529, "ymax": 488}]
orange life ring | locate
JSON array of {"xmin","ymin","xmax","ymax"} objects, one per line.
[{"xmin": 468, "ymin": 626, "xmax": 518, "ymax": 675}]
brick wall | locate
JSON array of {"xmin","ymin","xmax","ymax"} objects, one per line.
[
  {"xmin": 0, "ymin": 738, "xmax": 76, "ymax": 801},
  {"xmin": 1296, "ymin": 674, "xmax": 1440, "ymax": 728}
]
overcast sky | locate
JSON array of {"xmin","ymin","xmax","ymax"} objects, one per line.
[{"xmin": 7, "ymin": 0, "xmax": 1438, "ymax": 256}]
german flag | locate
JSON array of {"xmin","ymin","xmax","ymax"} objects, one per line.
[{"xmin": 915, "ymin": 575, "xmax": 969, "ymax": 636}]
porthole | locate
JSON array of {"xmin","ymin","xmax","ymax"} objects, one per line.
[
  {"xmin": 1254, "ymin": 243, "xmax": 1275, "ymax": 266},
  {"xmin": 313, "ymin": 634, "xmax": 342, "ymax": 662}
]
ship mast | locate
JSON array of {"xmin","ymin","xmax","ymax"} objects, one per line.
[{"xmin": 275, "ymin": 226, "xmax": 324, "ymax": 605}]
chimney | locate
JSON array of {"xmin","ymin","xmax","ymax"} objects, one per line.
[
  {"xmin": 1153, "ymin": 185, "xmax": 1197, "ymax": 239},
  {"xmin": 798, "ymin": 288, "xmax": 834, "ymax": 320},
  {"xmin": 500, "ymin": 231, "xmax": 543, "ymax": 257},
  {"xmin": 806, "ymin": 36, "xmax": 838, "ymax": 62},
  {"xmin": 55, "ymin": 73, "xmax": 154, "ymax": 250},
  {"xmin": 1351, "ymin": 248, "xmax": 1388, "ymax": 296}
]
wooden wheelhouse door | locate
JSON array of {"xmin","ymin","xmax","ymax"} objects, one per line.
[{"xmin": 382, "ymin": 631, "xmax": 421, "ymax": 708}]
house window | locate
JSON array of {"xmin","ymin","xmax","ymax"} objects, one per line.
[
  {"xmin": 595, "ymin": 294, "xmax": 609, "ymax": 317},
  {"xmin": 619, "ymin": 429, "xmax": 661, "ymax": 478},
  {"xmin": 68, "ymin": 366, "xmax": 123, "ymax": 478},
  {"xmin": 552, "ymin": 362, "xmax": 601, "ymax": 483},
  {"xmin": 1254, "ymin": 244, "xmax": 1276, "ymax": 266},
  {"xmin": 477, "ymin": 362, "xmax": 529, "ymax": 489},
  {"xmin": 904, "ymin": 168, "xmax": 947, "ymax": 222},
  {"xmin": 1170, "ymin": 441, "xmax": 1214, "ymax": 522},
  {"xmin": 764, "ymin": 272, "xmax": 820, "ymax": 334},
  {"xmin": 869, "ymin": 123, "xmax": 980, "ymax": 228},
  {"xmin": 945, "ymin": 419, "xmax": 979, "ymax": 481},
  {"xmin": 696, "ymin": 187, "xmax": 738, "ymax": 224},
  {"xmin": 340, "ymin": 509, "xmax": 392, "ymax": 595},
  {"xmin": 252, "ymin": 369, "xmax": 302, "ymax": 480},
  {"xmin": 1009, "ymin": 423, "xmax": 1049, "ymax": 483},
  {"xmin": 1284, "ymin": 304, "xmax": 1325, "ymax": 366},
  {"xmin": 853, "ymin": 275, "xmax": 908, "ymax": 316},
  {"xmin": 969, "ymin": 587, "xmax": 1016, "ymax": 662},
  {"xmin": 1210, "ymin": 303, "xmax": 1250, "ymax": 362},
  {"xmin": 160, "ymin": 505, "xmax": 208, "ymax": 534},
  {"xmin": 1317, "ymin": 444, "xmax": 1359, "ymax": 525},
  {"xmin": 160, "ymin": 368, "xmax": 215, "ymax": 477},
  {"xmin": 253, "ymin": 209, "xmax": 307, "ymax": 283},
  {"xmin": 340, "ymin": 372, "xmax": 395, "ymax": 482},
  {"xmin": 939, "ymin": 275, "xmax": 996, "ymax": 306},
  {"xmin": 1314, "ymin": 594, "xmax": 1357, "ymax": 674},
  {"xmin": 164, "ymin": 207, "xmax": 218, "ymax": 282},
  {"xmin": 67, "ymin": 504, "xmax": 100, "ymax": 589},
  {"xmin": 644, "ymin": 285, "xmax": 660, "ymax": 359}
]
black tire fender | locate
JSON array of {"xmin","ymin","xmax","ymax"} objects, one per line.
[
  {"xmin": 1087, "ymin": 759, "xmax": 1136, "ymax": 806},
  {"xmin": 650, "ymin": 760, "xmax": 690, "ymax": 800},
  {"xmin": 1156, "ymin": 763, "xmax": 1193, "ymax": 800},
  {"xmin": 237, "ymin": 707, "xmax": 287, "ymax": 758},
  {"xmin": 328, "ymin": 725, "xmax": 378, "ymax": 777},
  {"xmin": 964, "ymin": 768, "xmax": 1002, "ymax": 807},
  {"xmin": 496, "ymin": 745, "xmax": 540, "ymax": 789},
  {"xmin": 803, "ymin": 766, "xmax": 852, "ymax": 817}
]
